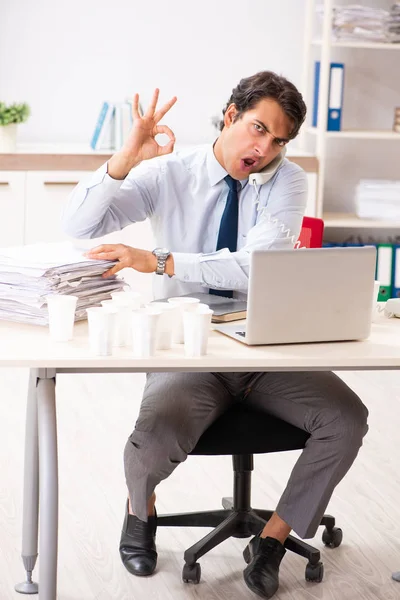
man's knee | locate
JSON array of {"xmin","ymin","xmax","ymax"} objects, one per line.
[
  {"xmin": 311, "ymin": 385, "xmax": 368, "ymax": 453},
  {"xmin": 124, "ymin": 428, "xmax": 186, "ymax": 482},
  {"xmin": 325, "ymin": 392, "xmax": 369, "ymax": 452}
]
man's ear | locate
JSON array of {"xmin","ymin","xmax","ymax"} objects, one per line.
[{"xmin": 224, "ymin": 103, "xmax": 238, "ymax": 128}]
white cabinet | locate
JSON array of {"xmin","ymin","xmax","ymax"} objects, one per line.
[
  {"xmin": 0, "ymin": 172, "xmax": 25, "ymax": 246},
  {"xmin": 24, "ymin": 171, "xmax": 91, "ymax": 244}
]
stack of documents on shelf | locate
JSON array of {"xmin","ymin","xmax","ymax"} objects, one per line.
[
  {"xmin": 355, "ymin": 180, "xmax": 400, "ymax": 219},
  {"xmin": 389, "ymin": 2, "xmax": 400, "ymax": 41},
  {"xmin": 319, "ymin": 4, "xmax": 398, "ymax": 43},
  {"xmin": 0, "ymin": 241, "xmax": 126, "ymax": 325}
]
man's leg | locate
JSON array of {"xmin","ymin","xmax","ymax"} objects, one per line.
[
  {"xmin": 120, "ymin": 371, "xmax": 234, "ymax": 576},
  {"xmin": 241, "ymin": 371, "xmax": 368, "ymax": 599}
]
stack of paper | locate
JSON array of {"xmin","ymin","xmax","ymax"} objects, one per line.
[
  {"xmin": 355, "ymin": 180, "xmax": 400, "ymax": 219},
  {"xmin": 317, "ymin": 4, "xmax": 399, "ymax": 43},
  {"xmin": 389, "ymin": 2, "xmax": 400, "ymax": 41},
  {"xmin": 0, "ymin": 241, "xmax": 126, "ymax": 325}
]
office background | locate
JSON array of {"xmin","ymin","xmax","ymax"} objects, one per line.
[
  {"xmin": 1, "ymin": 0, "xmax": 399, "ymax": 213},
  {"xmin": 0, "ymin": 2, "xmax": 400, "ymax": 598}
]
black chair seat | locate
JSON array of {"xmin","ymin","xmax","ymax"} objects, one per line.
[{"xmin": 191, "ymin": 404, "xmax": 310, "ymax": 455}]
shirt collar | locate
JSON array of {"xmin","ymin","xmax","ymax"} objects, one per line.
[{"xmin": 206, "ymin": 144, "xmax": 248, "ymax": 189}]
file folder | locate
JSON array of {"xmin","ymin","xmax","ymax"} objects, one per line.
[
  {"xmin": 376, "ymin": 244, "xmax": 393, "ymax": 301},
  {"xmin": 392, "ymin": 245, "xmax": 400, "ymax": 298},
  {"xmin": 312, "ymin": 62, "xmax": 344, "ymax": 131},
  {"xmin": 327, "ymin": 63, "xmax": 344, "ymax": 131}
]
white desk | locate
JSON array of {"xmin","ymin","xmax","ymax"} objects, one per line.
[{"xmin": 1, "ymin": 316, "xmax": 399, "ymax": 599}]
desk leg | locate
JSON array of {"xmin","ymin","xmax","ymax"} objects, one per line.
[
  {"xmin": 37, "ymin": 369, "xmax": 58, "ymax": 600},
  {"xmin": 16, "ymin": 369, "xmax": 39, "ymax": 595}
]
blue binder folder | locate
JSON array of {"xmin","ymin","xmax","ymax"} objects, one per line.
[{"xmin": 312, "ymin": 62, "xmax": 345, "ymax": 131}]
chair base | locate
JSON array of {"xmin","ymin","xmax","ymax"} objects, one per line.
[
  {"xmin": 158, "ymin": 496, "xmax": 339, "ymax": 582},
  {"xmin": 157, "ymin": 456, "xmax": 342, "ymax": 584}
]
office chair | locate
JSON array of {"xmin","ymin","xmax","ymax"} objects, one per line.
[{"xmin": 158, "ymin": 217, "xmax": 342, "ymax": 585}]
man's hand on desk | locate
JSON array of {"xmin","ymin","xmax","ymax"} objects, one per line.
[{"xmin": 84, "ymin": 244, "xmax": 175, "ymax": 278}]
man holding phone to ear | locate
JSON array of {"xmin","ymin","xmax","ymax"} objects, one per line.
[{"xmin": 63, "ymin": 71, "xmax": 368, "ymax": 599}]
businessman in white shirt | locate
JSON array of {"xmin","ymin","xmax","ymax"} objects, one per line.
[{"xmin": 63, "ymin": 71, "xmax": 368, "ymax": 599}]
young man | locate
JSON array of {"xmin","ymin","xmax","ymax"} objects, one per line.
[{"xmin": 62, "ymin": 71, "xmax": 368, "ymax": 599}]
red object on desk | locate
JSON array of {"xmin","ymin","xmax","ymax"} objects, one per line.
[{"xmin": 298, "ymin": 216, "xmax": 324, "ymax": 249}]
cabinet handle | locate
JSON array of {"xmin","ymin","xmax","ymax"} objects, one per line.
[
  {"xmin": 0, "ymin": 182, "xmax": 9, "ymax": 186},
  {"xmin": 44, "ymin": 181, "xmax": 79, "ymax": 186}
]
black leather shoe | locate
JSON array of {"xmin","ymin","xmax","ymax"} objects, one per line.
[
  {"xmin": 243, "ymin": 535, "xmax": 286, "ymax": 599},
  {"xmin": 119, "ymin": 502, "xmax": 157, "ymax": 576}
]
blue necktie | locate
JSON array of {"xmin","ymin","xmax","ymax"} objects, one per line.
[{"xmin": 210, "ymin": 175, "xmax": 239, "ymax": 298}]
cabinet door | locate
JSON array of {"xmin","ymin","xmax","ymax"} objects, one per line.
[
  {"xmin": 25, "ymin": 171, "xmax": 94, "ymax": 244},
  {"xmin": 0, "ymin": 171, "xmax": 25, "ymax": 246}
]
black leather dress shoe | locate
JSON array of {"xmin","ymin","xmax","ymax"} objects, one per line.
[
  {"xmin": 119, "ymin": 502, "xmax": 157, "ymax": 577},
  {"xmin": 243, "ymin": 535, "xmax": 286, "ymax": 599}
]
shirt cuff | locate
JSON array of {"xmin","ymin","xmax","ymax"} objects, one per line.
[
  {"xmin": 172, "ymin": 252, "xmax": 203, "ymax": 284},
  {"xmin": 86, "ymin": 162, "xmax": 125, "ymax": 193}
]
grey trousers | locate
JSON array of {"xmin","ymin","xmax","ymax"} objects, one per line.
[{"xmin": 124, "ymin": 371, "xmax": 368, "ymax": 539}]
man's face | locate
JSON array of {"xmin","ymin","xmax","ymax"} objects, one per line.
[{"xmin": 218, "ymin": 98, "xmax": 293, "ymax": 180}]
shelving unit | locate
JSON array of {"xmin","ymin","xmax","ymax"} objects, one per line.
[
  {"xmin": 300, "ymin": 0, "xmax": 400, "ymax": 230},
  {"xmin": 323, "ymin": 212, "xmax": 400, "ymax": 229},
  {"xmin": 312, "ymin": 39, "xmax": 400, "ymax": 50},
  {"xmin": 307, "ymin": 128, "xmax": 400, "ymax": 140}
]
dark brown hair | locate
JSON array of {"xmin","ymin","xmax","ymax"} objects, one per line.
[{"xmin": 218, "ymin": 71, "xmax": 307, "ymax": 139}]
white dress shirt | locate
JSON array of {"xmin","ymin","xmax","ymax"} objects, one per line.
[{"xmin": 62, "ymin": 144, "xmax": 307, "ymax": 300}]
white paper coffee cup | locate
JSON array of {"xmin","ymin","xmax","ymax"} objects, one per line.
[
  {"xmin": 86, "ymin": 307, "xmax": 116, "ymax": 356},
  {"xmin": 167, "ymin": 297, "xmax": 201, "ymax": 344},
  {"xmin": 183, "ymin": 309, "xmax": 213, "ymax": 357},
  {"xmin": 46, "ymin": 294, "xmax": 78, "ymax": 342},
  {"xmin": 131, "ymin": 308, "xmax": 161, "ymax": 357}
]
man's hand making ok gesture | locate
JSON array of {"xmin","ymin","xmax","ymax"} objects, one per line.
[{"xmin": 108, "ymin": 88, "xmax": 177, "ymax": 180}]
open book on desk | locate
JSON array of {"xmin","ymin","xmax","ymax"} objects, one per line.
[{"xmin": 158, "ymin": 292, "xmax": 247, "ymax": 323}]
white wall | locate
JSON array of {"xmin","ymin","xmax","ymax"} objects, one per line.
[
  {"xmin": 1, "ymin": 0, "xmax": 399, "ymax": 215},
  {"xmin": 0, "ymin": 0, "xmax": 307, "ymax": 145}
]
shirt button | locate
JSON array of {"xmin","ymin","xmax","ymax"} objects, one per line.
[{"xmin": 184, "ymin": 274, "xmax": 189, "ymax": 281}]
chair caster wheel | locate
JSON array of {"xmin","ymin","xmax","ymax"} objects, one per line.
[
  {"xmin": 305, "ymin": 561, "xmax": 324, "ymax": 582},
  {"xmin": 182, "ymin": 562, "xmax": 201, "ymax": 584},
  {"xmin": 322, "ymin": 526, "xmax": 343, "ymax": 548}
]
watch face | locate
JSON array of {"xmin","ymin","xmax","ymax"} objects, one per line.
[{"xmin": 155, "ymin": 247, "xmax": 169, "ymax": 256}]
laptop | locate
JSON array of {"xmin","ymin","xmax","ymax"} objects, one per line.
[{"xmin": 213, "ymin": 246, "xmax": 377, "ymax": 345}]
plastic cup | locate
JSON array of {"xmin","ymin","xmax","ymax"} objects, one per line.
[
  {"xmin": 111, "ymin": 291, "xmax": 142, "ymax": 309},
  {"xmin": 86, "ymin": 307, "xmax": 116, "ymax": 356},
  {"xmin": 183, "ymin": 309, "xmax": 213, "ymax": 357},
  {"xmin": 101, "ymin": 300, "xmax": 132, "ymax": 346},
  {"xmin": 131, "ymin": 308, "xmax": 161, "ymax": 357},
  {"xmin": 46, "ymin": 294, "xmax": 78, "ymax": 342},
  {"xmin": 150, "ymin": 302, "xmax": 179, "ymax": 350},
  {"xmin": 167, "ymin": 297, "xmax": 201, "ymax": 344}
]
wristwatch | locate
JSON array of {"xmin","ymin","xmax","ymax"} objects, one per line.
[{"xmin": 152, "ymin": 247, "xmax": 171, "ymax": 275}]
